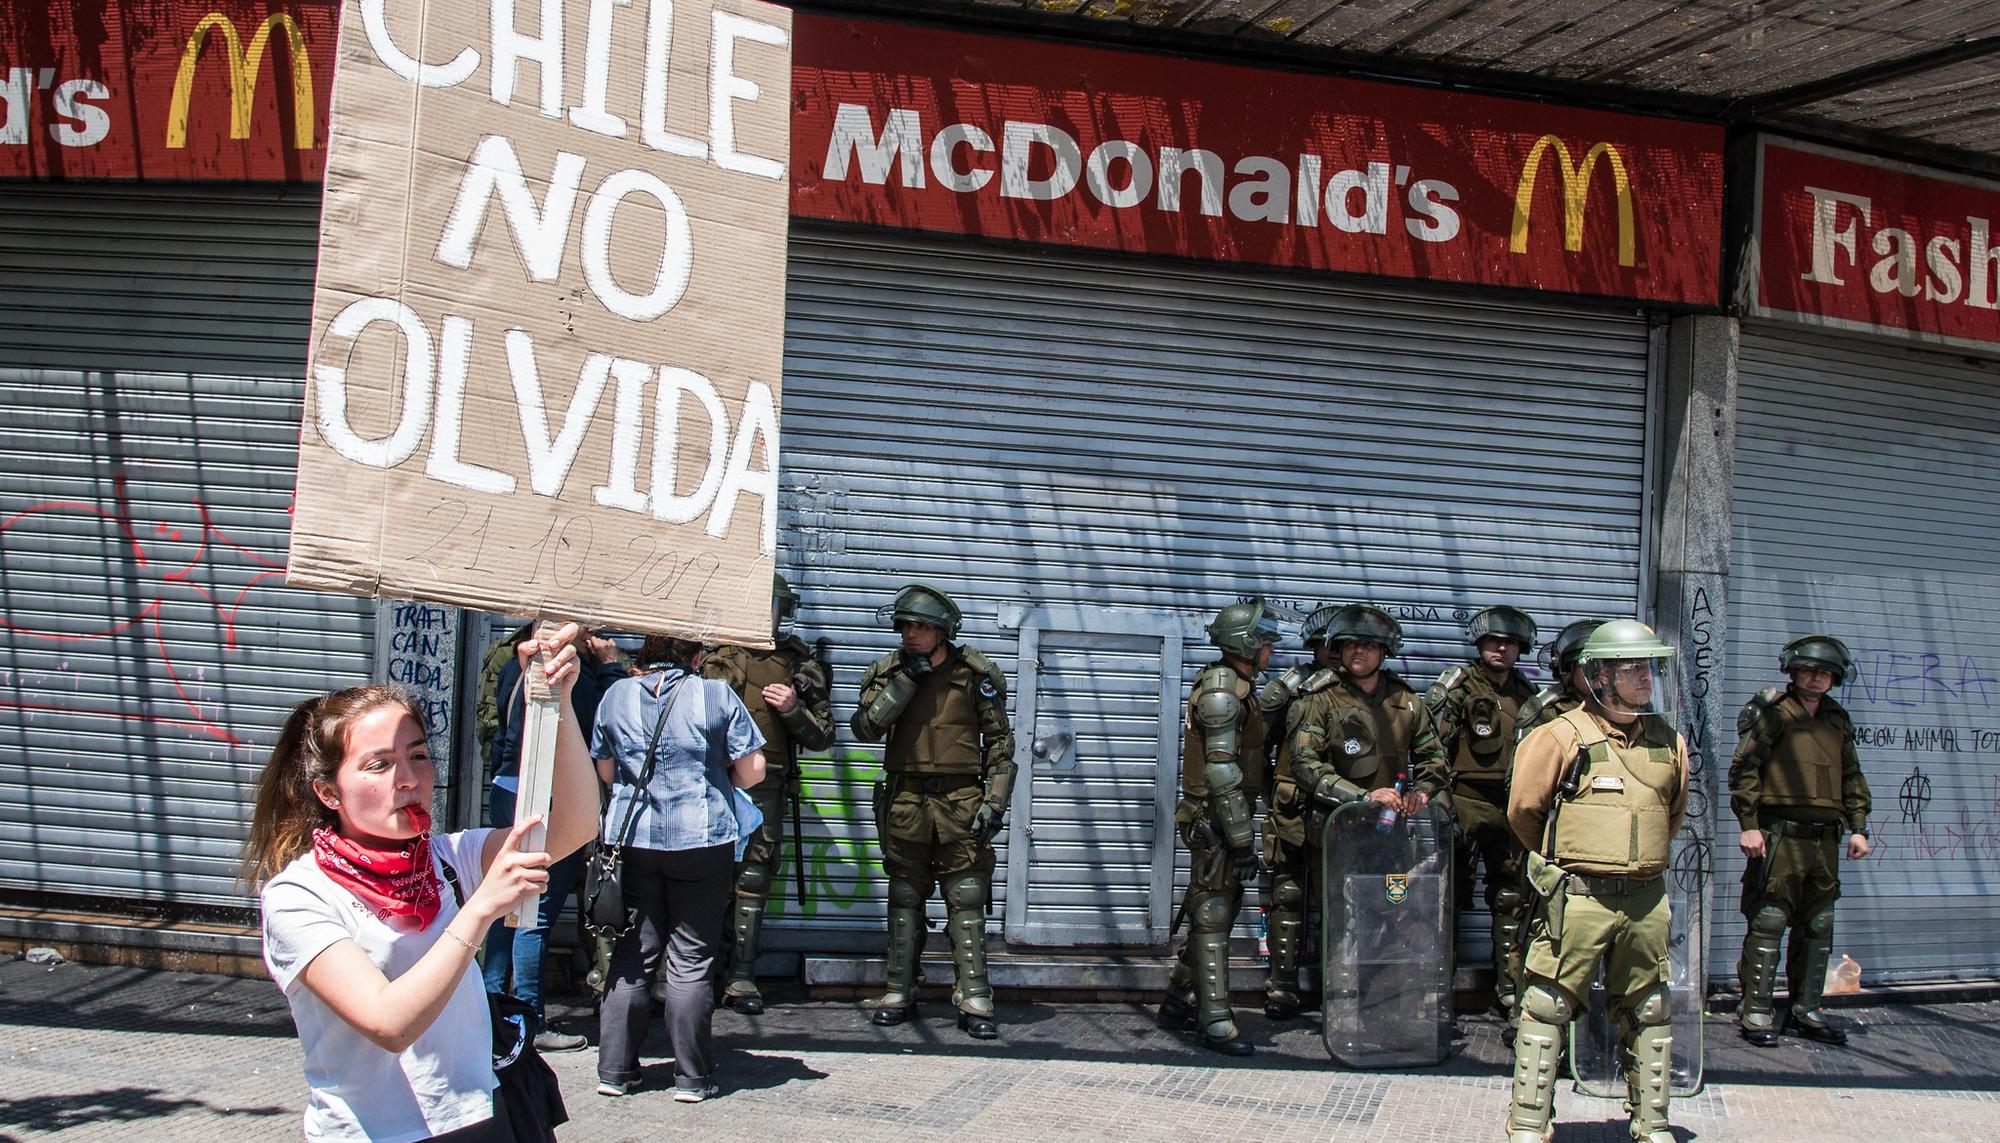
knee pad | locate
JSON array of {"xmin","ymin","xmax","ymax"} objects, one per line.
[
  {"xmin": 1270, "ymin": 877, "xmax": 1305, "ymax": 912},
  {"xmin": 887, "ymin": 876, "xmax": 925, "ymax": 910},
  {"xmin": 1493, "ymin": 884, "xmax": 1528, "ymax": 913},
  {"xmin": 1628, "ymin": 982, "xmax": 1672, "ymax": 1027},
  {"xmin": 1518, "ymin": 981, "xmax": 1573, "ymax": 1025},
  {"xmin": 942, "ymin": 874, "xmax": 986, "ymax": 913},
  {"xmin": 736, "ymin": 861, "xmax": 773, "ymax": 897},
  {"xmin": 1191, "ymin": 893, "xmax": 1236, "ymax": 932},
  {"xmin": 1803, "ymin": 904, "xmax": 1836, "ymax": 938},
  {"xmin": 1749, "ymin": 903, "xmax": 1790, "ymax": 936}
]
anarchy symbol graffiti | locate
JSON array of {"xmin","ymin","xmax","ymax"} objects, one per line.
[
  {"xmin": 1899, "ymin": 766, "xmax": 1932, "ymax": 824},
  {"xmin": 1670, "ymin": 831, "xmax": 1712, "ymax": 897}
]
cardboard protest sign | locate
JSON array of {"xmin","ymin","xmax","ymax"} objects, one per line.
[{"xmin": 289, "ymin": 0, "xmax": 791, "ymax": 648}]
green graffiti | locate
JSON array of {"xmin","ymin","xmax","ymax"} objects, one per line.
[{"xmin": 768, "ymin": 747, "xmax": 886, "ymax": 919}]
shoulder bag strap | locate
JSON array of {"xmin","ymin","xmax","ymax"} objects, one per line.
[
  {"xmin": 438, "ymin": 855, "xmax": 465, "ymax": 906},
  {"xmin": 606, "ymin": 673, "xmax": 689, "ymax": 851}
]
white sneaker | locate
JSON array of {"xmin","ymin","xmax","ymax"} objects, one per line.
[{"xmin": 596, "ymin": 1079, "xmax": 639, "ymax": 1097}]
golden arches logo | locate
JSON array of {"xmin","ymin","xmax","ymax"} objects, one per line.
[
  {"xmin": 166, "ymin": 11, "xmax": 315, "ymax": 150},
  {"xmin": 1509, "ymin": 135, "xmax": 1634, "ymax": 268}
]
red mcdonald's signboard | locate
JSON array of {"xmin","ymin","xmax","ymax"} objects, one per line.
[
  {"xmin": 789, "ymin": 15, "xmax": 1723, "ymax": 305},
  {"xmin": 5, "ymin": 6, "xmax": 1722, "ymax": 305},
  {"xmin": 1, "ymin": 0, "xmax": 335, "ymax": 181}
]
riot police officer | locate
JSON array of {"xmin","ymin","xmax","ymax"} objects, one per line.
[
  {"xmin": 1255, "ymin": 605, "xmax": 1338, "ymax": 1019},
  {"xmin": 851, "ymin": 584, "xmax": 1016, "ymax": 1040},
  {"xmin": 1730, "ymin": 634, "xmax": 1872, "ymax": 1047},
  {"xmin": 1425, "ymin": 605, "xmax": 1539, "ymax": 1020},
  {"xmin": 1515, "ymin": 618, "xmax": 1605, "ymax": 738},
  {"xmin": 701, "ymin": 575, "xmax": 836, "ymax": 1015},
  {"xmin": 1505, "ymin": 620, "xmax": 1689, "ymax": 1143},
  {"xmin": 1277, "ymin": 605, "xmax": 1448, "ymax": 1014},
  {"xmin": 1159, "ymin": 599, "xmax": 1281, "ymax": 1055}
]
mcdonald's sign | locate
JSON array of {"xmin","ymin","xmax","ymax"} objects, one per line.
[
  {"xmin": 1510, "ymin": 136, "xmax": 1636, "ymax": 269},
  {"xmin": 0, "ymin": 0, "xmax": 335, "ymax": 181},
  {"xmin": 166, "ymin": 11, "xmax": 317, "ymax": 153},
  {"xmin": 792, "ymin": 15, "xmax": 1723, "ymax": 305}
]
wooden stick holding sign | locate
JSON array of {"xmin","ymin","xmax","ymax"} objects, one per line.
[{"xmin": 510, "ymin": 618, "xmax": 566, "ymax": 929}]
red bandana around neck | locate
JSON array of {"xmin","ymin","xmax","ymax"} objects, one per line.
[{"xmin": 312, "ymin": 804, "xmax": 440, "ymax": 932}]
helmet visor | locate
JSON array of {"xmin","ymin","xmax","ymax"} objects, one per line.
[
  {"xmin": 1584, "ymin": 657, "xmax": 1680, "ymax": 720},
  {"xmin": 1251, "ymin": 614, "xmax": 1282, "ymax": 647}
]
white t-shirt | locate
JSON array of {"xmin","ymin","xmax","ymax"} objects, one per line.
[{"xmin": 261, "ymin": 828, "xmax": 498, "ymax": 1142}]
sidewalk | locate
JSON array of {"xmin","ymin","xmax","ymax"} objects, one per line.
[{"xmin": 1, "ymin": 956, "xmax": 1994, "ymax": 1142}]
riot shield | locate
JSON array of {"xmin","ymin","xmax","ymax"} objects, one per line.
[
  {"xmin": 1320, "ymin": 800, "xmax": 1454, "ymax": 1068},
  {"xmin": 1570, "ymin": 829, "xmax": 1709, "ymax": 1096}
]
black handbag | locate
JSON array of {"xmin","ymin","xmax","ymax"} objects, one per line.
[
  {"xmin": 580, "ymin": 673, "xmax": 688, "ymax": 940},
  {"xmin": 438, "ymin": 859, "xmax": 569, "ymax": 1143}
]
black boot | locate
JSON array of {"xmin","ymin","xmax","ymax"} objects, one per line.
[
  {"xmin": 1198, "ymin": 1029, "xmax": 1254, "ymax": 1057},
  {"xmin": 1741, "ymin": 1025, "xmax": 1781, "ymax": 1047},
  {"xmin": 1156, "ymin": 994, "xmax": 1196, "ymax": 1031},
  {"xmin": 1783, "ymin": 1011, "xmax": 1849, "ymax": 1045},
  {"xmin": 958, "ymin": 1010, "xmax": 998, "ymax": 1040}
]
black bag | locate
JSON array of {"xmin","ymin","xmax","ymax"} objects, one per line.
[
  {"xmin": 579, "ymin": 674, "xmax": 688, "ymax": 941},
  {"xmin": 438, "ymin": 859, "xmax": 569, "ymax": 1142}
]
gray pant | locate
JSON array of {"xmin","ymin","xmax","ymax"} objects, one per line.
[{"xmin": 597, "ymin": 843, "xmax": 734, "ymax": 1089}]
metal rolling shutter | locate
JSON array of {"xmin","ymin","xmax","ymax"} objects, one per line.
[
  {"xmin": 774, "ymin": 225, "xmax": 1652, "ymax": 945},
  {"xmin": 0, "ymin": 182, "xmax": 373, "ymax": 909},
  {"xmin": 1725, "ymin": 324, "xmax": 2000, "ymax": 983}
]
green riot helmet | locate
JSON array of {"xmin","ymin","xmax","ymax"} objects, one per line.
[
  {"xmin": 1466, "ymin": 605, "xmax": 1537, "ymax": 652},
  {"xmin": 1576, "ymin": 619, "xmax": 1678, "ymax": 719},
  {"xmin": 1779, "ymin": 634, "xmax": 1853, "ymax": 685},
  {"xmin": 876, "ymin": 583, "xmax": 962, "ymax": 639},
  {"xmin": 1542, "ymin": 618, "xmax": 1607, "ymax": 675},
  {"xmin": 773, "ymin": 573, "xmax": 801, "ymax": 638},
  {"xmin": 1300, "ymin": 605, "xmax": 1339, "ymax": 647},
  {"xmin": 1208, "ymin": 598, "xmax": 1282, "ymax": 659},
  {"xmin": 1324, "ymin": 604, "xmax": 1404, "ymax": 654}
]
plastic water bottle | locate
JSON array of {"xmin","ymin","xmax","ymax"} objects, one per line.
[
  {"xmin": 1825, "ymin": 954, "xmax": 1862, "ymax": 995},
  {"xmin": 1376, "ymin": 771, "xmax": 1407, "ymax": 833}
]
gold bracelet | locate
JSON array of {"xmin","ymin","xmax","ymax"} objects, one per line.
[{"xmin": 440, "ymin": 927, "xmax": 480, "ymax": 955}]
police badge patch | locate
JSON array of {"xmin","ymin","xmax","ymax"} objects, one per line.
[
  {"xmin": 1473, "ymin": 722, "xmax": 1495, "ymax": 737},
  {"xmin": 1343, "ymin": 738, "xmax": 1363, "ymax": 755},
  {"xmin": 1384, "ymin": 874, "xmax": 1408, "ymax": 905},
  {"xmin": 978, "ymin": 678, "xmax": 998, "ymax": 700}
]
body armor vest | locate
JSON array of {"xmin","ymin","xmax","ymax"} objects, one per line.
[
  {"xmin": 1761, "ymin": 696, "xmax": 1850, "ymax": 815},
  {"xmin": 1448, "ymin": 667, "xmax": 1534, "ymax": 781},
  {"xmin": 1545, "ymin": 709, "xmax": 1679, "ymax": 877},
  {"xmin": 1181, "ymin": 666, "xmax": 1267, "ymax": 798},
  {"xmin": 1321, "ymin": 673, "xmax": 1421, "ymax": 792},
  {"xmin": 709, "ymin": 643, "xmax": 805, "ymax": 758},
  {"xmin": 883, "ymin": 649, "xmax": 985, "ymax": 774}
]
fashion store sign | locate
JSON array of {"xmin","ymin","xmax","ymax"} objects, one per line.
[
  {"xmin": 789, "ymin": 15, "xmax": 1724, "ymax": 305},
  {"xmin": 1748, "ymin": 136, "xmax": 2000, "ymax": 353}
]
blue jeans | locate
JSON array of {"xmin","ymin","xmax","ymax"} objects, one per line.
[{"xmin": 482, "ymin": 784, "xmax": 584, "ymax": 1024}]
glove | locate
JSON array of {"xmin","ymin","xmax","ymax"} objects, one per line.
[
  {"xmin": 899, "ymin": 650, "xmax": 933, "ymax": 678},
  {"xmin": 1228, "ymin": 845, "xmax": 1259, "ymax": 883},
  {"xmin": 970, "ymin": 802, "xmax": 1004, "ymax": 840}
]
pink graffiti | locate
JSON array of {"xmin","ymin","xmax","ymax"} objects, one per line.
[{"xmin": 0, "ymin": 478, "xmax": 284, "ymax": 746}]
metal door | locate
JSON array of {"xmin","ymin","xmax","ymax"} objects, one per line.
[{"xmin": 1003, "ymin": 607, "xmax": 1186, "ymax": 947}]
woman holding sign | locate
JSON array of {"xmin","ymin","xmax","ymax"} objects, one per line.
[{"xmin": 244, "ymin": 625, "xmax": 599, "ymax": 1141}]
